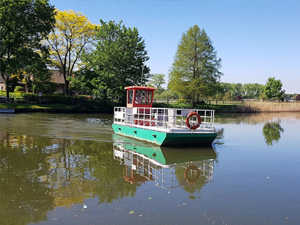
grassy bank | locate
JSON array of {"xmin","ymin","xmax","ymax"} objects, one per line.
[
  {"xmin": 0, "ymin": 102, "xmax": 114, "ymax": 113},
  {"xmin": 154, "ymin": 101, "xmax": 300, "ymax": 113},
  {"xmin": 1, "ymin": 101, "xmax": 300, "ymax": 113}
]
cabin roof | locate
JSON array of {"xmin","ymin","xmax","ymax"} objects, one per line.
[{"xmin": 124, "ymin": 86, "xmax": 157, "ymax": 90}]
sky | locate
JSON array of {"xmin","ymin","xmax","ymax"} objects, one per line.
[{"xmin": 49, "ymin": 0, "xmax": 300, "ymax": 94}]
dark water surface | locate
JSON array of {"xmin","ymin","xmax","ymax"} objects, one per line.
[{"xmin": 0, "ymin": 113, "xmax": 299, "ymax": 225}]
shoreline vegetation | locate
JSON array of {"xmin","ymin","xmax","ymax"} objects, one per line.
[{"xmin": 1, "ymin": 101, "xmax": 300, "ymax": 114}]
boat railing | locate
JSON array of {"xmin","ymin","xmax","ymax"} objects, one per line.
[
  {"xmin": 114, "ymin": 107, "xmax": 215, "ymax": 131},
  {"xmin": 113, "ymin": 144, "xmax": 215, "ymax": 189}
]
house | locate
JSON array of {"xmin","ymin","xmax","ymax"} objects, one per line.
[
  {"xmin": 0, "ymin": 70, "xmax": 66, "ymax": 93},
  {"xmin": 0, "ymin": 76, "xmax": 6, "ymax": 91},
  {"xmin": 50, "ymin": 70, "xmax": 66, "ymax": 93}
]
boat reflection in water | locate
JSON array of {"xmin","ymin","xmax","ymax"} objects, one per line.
[{"xmin": 113, "ymin": 135, "xmax": 217, "ymax": 189}]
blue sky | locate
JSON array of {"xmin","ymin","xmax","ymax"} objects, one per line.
[{"xmin": 49, "ymin": 0, "xmax": 300, "ymax": 94}]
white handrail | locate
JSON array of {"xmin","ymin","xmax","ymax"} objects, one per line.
[{"xmin": 114, "ymin": 107, "xmax": 215, "ymax": 132}]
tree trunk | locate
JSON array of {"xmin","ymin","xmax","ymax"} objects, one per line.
[
  {"xmin": 103, "ymin": 89, "xmax": 107, "ymax": 105},
  {"xmin": 192, "ymin": 92, "xmax": 196, "ymax": 107},
  {"xmin": 65, "ymin": 80, "xmax": 70, "ymax": 95},
  {"xmin": 5, "ymin": 80, "xmax": 10, "ymax": 99}
]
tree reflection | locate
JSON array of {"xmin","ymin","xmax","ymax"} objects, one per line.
[
  {"xmin": 0, "ymin": 133, "xmax": 138, "ymax": 224},
  {"xmin": 0, "ymin": 133, "xmax": 55, "ymax": 225},
  {"xmin": 262, "ymin": 122, "xmax": 284, "ymax": 146}
]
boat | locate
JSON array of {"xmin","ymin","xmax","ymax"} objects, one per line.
[
  {"xmin": 0, "ymin": 109, "xmax": 15, "ymax": 113},
  {"xmin": 112, "ymin": 86, "xmax": 217, "ymax": 146},
  {"xmin": 113, "ymin": 135, "xmax": 216, "ymax": 188}
]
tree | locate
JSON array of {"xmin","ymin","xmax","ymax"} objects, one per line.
[
  {"xmin": 45, "ymin": 10, "xmax": 98, "ymax": 95},
  {"xmin": 0, "ymin": 0, "xmax": 55, "ymax": 98},
  {"xmin": 169, "ymin": 25, "xmax": 222, "ymax": 106},
  {"xmin": 242, "ymin": 83, "xmax": 264, "ymax": 99},
  {"xmin": 232, "ymin": 83, "xmax": 243, "ymax": 97},
  {"xmin": 264, "ymin": 77, "xmax": 285, "ymax": 100},
  {"xmin": 223, "ymin": 92, "xmax": 232, "ymax": 101},
  {"xmin": 154, "ymin": 89, "xmax": 178, "ymax": 100},
  {"xmin": 148, "ymin": 73, "xmax": 165, "ymax": 93},
  {"xmin": 79, "ymin": 20, "xmax": 151, "ymax": 103}
]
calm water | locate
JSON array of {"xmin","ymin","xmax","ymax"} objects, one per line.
[{"xmin": 0, "ymin": 113, "xmax": 300, "ymax": 225}]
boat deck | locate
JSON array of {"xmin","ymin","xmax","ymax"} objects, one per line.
[{"xmin": 113, "ymin": 107, "xmax": 216, "ymax": 133}]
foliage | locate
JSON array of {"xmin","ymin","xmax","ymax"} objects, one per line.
[
  {"xmin": 262, "ymin": 122, "xmax": 284, "ymax": 146},
  {"xmin": 264, "ymin": 77, "xmax": 285, "ymax": 100},
  {"xmin": 0, "ymin": 0, "xmax": 55, "ymax": 98},
  {"xmin": 259, "ymin": 92, "xmax": 267, "ymax": 101},
  {"xmin": 220, "ymin": 83, "xmax": 264, "ymax": 99},
  {"xmin": 45, "ymin": 9, "xmax": 98, "ymax": 95},
  {"xmin": 295, "ymin": 94, "xmax": 300, "ymax": 101},
  {"xmin": 169, "ymin": 25, "xmax": 222, "ymax": 106},
  {"xmin": 32, "ymin": 82, "xmax": 56, "ymax": 94},
  {"xmin": 219, "ymin": 82, "xmax": 264, "ymax": 100},
  {"xmin": 243, "ymin": 83, "xmax": 264, "ymax": 98},
  {"xmin": 14, "ymin": 86, "xmax": 24, "ymax": 92},
  {"xmin": 223, "ymin": 92, "xmax": 232, "ymax": 101},
  {"xmin": 78, "ymin": 20, "xmax": 151, "ymax": 104},
  {"xmin": 154, "ymin": 89, "xmax": 178, "ymax": 100},
  {"xmin": 148, "ymin": 73, "xmax": 165, "ymax": 93},
  {"xmin": 235, "ymin": 95, "xmax": 243, "ymax": 101}
]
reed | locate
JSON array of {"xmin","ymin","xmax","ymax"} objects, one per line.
[{"xmin": 237, "ymin": 101, "xmax": 300, "ymax": 113}]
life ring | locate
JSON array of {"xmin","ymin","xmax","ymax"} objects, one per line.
[
  {"xmin": 184, "ymin": 165, "xmax": 200, "ymax": 184},
  {"xmin": 186, "ymin": 112, "xmax": 201, "ymax": 130}
]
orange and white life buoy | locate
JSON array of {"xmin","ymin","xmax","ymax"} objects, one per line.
[
  {"xmin": 186, "ymin": 112, "xmax": 201, "ymax": 130},
  {"xmin": 184, "ymin": 165, "xmax": 200, "ymax": 184}
]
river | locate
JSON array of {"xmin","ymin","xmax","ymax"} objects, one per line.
[{"xmin": 0, "ymin": 112, "xmax": 299, "ymax": 225}]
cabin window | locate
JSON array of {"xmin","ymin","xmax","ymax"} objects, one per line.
[
  {"xmin": 128, "ymin": 90, "xmax": 133, "ymax": 104},
  {"xmin": 135, "ymin": 90, "xmax": 152, "ymax": 105}
]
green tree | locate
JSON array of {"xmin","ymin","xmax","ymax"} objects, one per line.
[
  {"xmin": 148, "ymin": 73, "xmax": 165, "ymax": 93},
  {"xmin": 45, "ymin": 10, "xmax": 98, "ymax": 95},
  {"xmin": 220, "ymin": 83, "xmax": 233, "ymax": 95},
  {"xmin": 0, "ymin": 0, "xmax": 55, "ymax": 98},
  {"xmin": 79, "ymin": 20, "xmax": 150, "ymax": 103},
  {"xmin": 242, "ymin": 83, "xmax": 264, "ymax": 99},
  {"xmin": 223, "ymin": 92, "xmax": 232, "ymax": 101},
  {"xmin": 169, "ymin": 25, "xmax": 222, "ymax": 106},
  {"xmin": 264, "ymin": 77, "xmax": 285, "ymax": 100},
  {"xmin": 231, "ymin": 83, "xmax": 243, "ymax": 97},
  {"xmin": 154, "ymin": 89, "xmax": 178, "ymax": 100}
]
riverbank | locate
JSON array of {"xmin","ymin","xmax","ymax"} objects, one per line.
[
  {"xmin": 0, "ymin": 103, "xmax": 114, "ymax": 113},
  {"xmin": 154, "ymin": 101, "xmax": 300, "ymax": 113},
  {"xmin": 1, "ymin": 101, "xmax": 300, "ymax": 113},
  {"xmin": 213, "ymin": 101, "xmax": 300, "ymax": 113}
]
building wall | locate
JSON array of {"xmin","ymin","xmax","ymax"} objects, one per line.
[{"xmin": 0, "ymin": 83, "xmax": 5, "ymax": 91}]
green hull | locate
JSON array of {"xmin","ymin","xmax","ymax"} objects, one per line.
[
  {"xmin": 113, "ymin": 134, "xmax": 217, "ymax": 164},
  {"xmin": 112, "ymin": 124, "xmax": 217, "ymax": 146}
]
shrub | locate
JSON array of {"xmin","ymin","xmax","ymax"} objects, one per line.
[
  {"xmin": 177, "ymin": 98, "xmax": 191, "ymax": 104},
  {"xmin": 14, "ymin": 86, "xmax": 25, "ymax": 92},
  {"xmin": 23, "ymin": 93, "xmax": 38, "ymax": 102},
  {"xmin": 235, "ymin": 95, "xmax": 243, "ymax": 101},
  {"xmin": 33, "ymin": 82, "xmax": 56, "ymax": 94}
]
